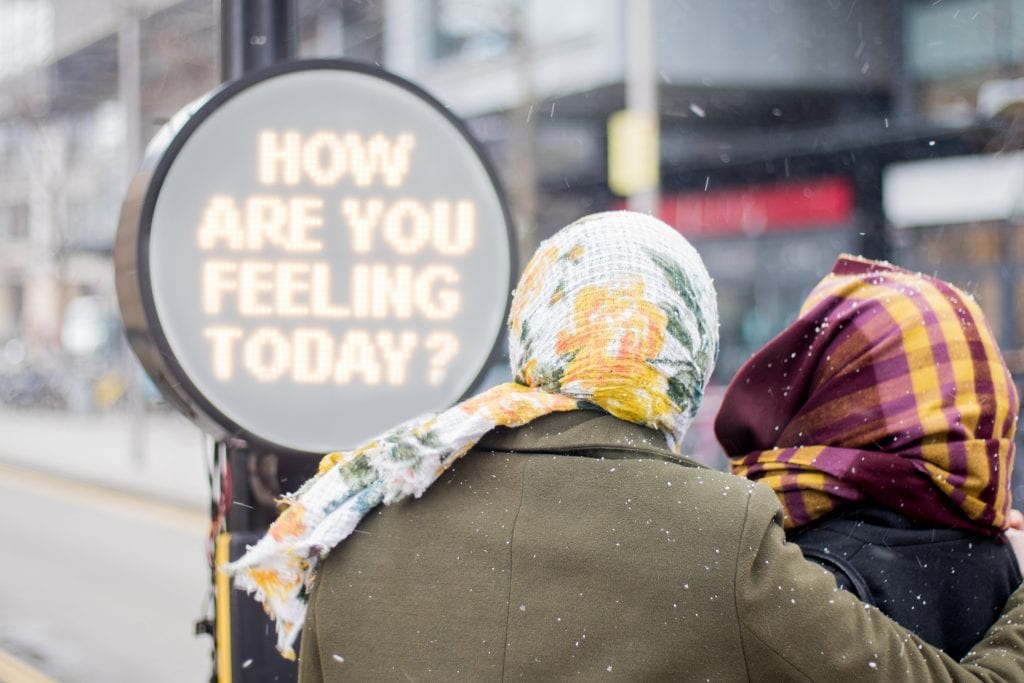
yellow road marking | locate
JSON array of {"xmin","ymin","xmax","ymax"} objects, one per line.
[{"xmin": 0, "ymin": 649, "xmax": 57, "ymax": 683}]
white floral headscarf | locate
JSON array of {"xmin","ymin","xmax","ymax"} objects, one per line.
[{"xmin": 223, "ymin": 211, "xmax": 719, "ymax": 659}]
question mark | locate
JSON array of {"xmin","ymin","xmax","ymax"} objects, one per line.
[{"xmin": 424, "ymin": 332, "xmax": 460, "ymax": 385}]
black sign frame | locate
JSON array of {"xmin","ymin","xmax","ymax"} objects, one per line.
[{"xmin": 115, "ymin": 58, "xmax": 517, "ymax": 458}]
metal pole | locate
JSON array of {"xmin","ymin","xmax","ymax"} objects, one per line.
[
  {"xmin": 118, "ymin": 9, "xmax": 146, "ymax": 463},
  {"xmin": 509, "ymin": 3, "xmax": 538, "ymax": 261},
  {"xmin": 216, "ymin": 0, "xmax": 299, "ymax": 528},
  {"xmin": 216, "ymin": 4, "xmax": 298, "ymax": 679},
  {"xmin": 220, "ymin": 0, "xmax": 297, "ymax": 83},
  {"xmin": 890, "ymin": 3, "xmax": 914, "ymax": 122},
  {"xmin": 625, "ymin": 0, "xmax": 659, "ymax": 215},
  {"xmin": 854, "ymin": 158, "xmax": 890, "ymax": 262}
]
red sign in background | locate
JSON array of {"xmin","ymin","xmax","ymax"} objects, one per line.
[{"xmin": 616, "ymin": 176, "xmax": 855, "ymax": 237}]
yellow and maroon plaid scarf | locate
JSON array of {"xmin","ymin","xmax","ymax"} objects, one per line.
[{"xmin": 715, "ymin": 254, "xmax": 1018, "ymax": 534}]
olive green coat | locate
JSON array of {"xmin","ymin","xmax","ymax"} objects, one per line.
[{"xmin": 299, "ymin": 411, "xmax": 1024, "ymax": 681}]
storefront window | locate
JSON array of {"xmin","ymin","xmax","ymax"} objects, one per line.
[
  {"xmin": 431, "ymin": 0, "xmax": 515, "ymax": 61},
  {"xmin": 431, "ymin": 0, "xmax": 597, "ymax": 61},
  {"xmin": 907, "ymin": 0, "xmax": 1023, "ymax": 81},
  {"xmin": 897, "ymin": 221, "xmax": 1015, "ymax": 349}
]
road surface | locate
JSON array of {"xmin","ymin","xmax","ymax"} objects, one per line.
[{"xmin": 0, "ymin": 463, "xmax": 212, "ymax": 682}]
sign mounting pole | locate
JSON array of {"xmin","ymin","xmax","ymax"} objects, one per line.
[
  {"xmin": 221, "ymin": 0, "xmax": 296, "ymax": 82},
  {"xmin": 223, "ymin": 4, "xmax": 296, "ymax": 680}
]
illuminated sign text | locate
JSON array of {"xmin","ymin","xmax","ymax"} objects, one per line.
[{"xmin": 195, "ymin": 131, "xmax": 472, "ymax": 387}]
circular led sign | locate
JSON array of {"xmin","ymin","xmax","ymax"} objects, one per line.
[{"xmin": 116, "ymin": 60, "xmax": 515, "ymax": 456}]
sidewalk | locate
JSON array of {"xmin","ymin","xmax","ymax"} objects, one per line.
[{"xmin": 0, "ymin": 406, "xmax": 209, "ymax": 511}]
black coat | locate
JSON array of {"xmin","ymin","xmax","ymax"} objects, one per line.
[{"xmin": 791, "ymin": 506, "xmax": 1022, "ymax": 660}]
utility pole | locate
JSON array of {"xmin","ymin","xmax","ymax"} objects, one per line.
[
  {"xmin": 508, "ymin": 2, "xmax": 539, "ymax": 262},
  {"xmin": 118, "ymin": 5, "xmax": 145, "ymax": 463},
  {"xmin": 624, "ymin": 0, "xmax": 659, "ymax": 215}
]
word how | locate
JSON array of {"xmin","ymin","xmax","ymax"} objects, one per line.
[{"xmin": 258, "ymin": 130, "xmax": 414, "ymax": 187}]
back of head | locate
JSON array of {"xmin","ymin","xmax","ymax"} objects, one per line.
[
  {"xmin": 508, "ymin": 211, "xmax": 719, "ymax": 451},
  {"xmin": 715, "ymin": 254, "xmax": 1018, "ymax": 533}
]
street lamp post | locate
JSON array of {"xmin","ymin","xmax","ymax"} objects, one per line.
[{"xmin": 625, "ymin": 0, "xmax": 659, "ymax": 215}]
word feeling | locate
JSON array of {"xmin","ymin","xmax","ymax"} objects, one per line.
[
  {"xmin": 197, "ymin": 130, "xmax": 472, "ymax": 387},
  {"xmin": 202, "ymin": 261, "xmax": 460, "ymax": 320}
]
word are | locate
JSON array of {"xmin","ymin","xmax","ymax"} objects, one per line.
[
  {"xmin": 197, "ymin": 196, "xmax": 476, "ymax": 256},
  {"xmin": 202, "ymin": 261, "xmax": 460, "ymax": 320},
  {"xmin": 259, "ymin": 130, "xmax": 414, "ymax": 187},
  {"xmin": 203, "ymin": 326, "xmax": 460, "ymax": 385}
]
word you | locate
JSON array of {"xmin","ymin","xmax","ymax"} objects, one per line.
[{"xmin": 197, "ymin": 197, "xmax": 476, "ymax": 256}]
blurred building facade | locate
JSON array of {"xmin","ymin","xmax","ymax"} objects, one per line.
[{"xmin": 1, "ymin": 0, "xmax": 1023, "ymax": 410}]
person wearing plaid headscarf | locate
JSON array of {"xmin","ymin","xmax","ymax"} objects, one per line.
[
  {"xmin": 716, "ymin": 254, "xmax": 1021, "ymax": 658},
  {"xmin": 230, "ymin": 220, "xmax": 1024, "ymax": 681}
]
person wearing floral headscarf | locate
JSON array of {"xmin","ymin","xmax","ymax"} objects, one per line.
[
  {"xmin": 227, "ymin": 215, "xmax": 1024, "ymax": 681},
  {"xmin": 716, "ymin": 254, "xmax": 1021, "ymax": 659}
]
